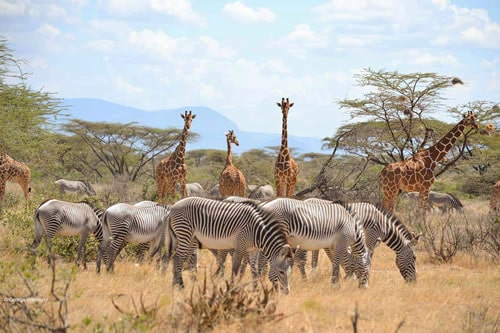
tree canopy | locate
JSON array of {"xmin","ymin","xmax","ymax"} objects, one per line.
[{"xmin": 0, "ymin": 37, "xmax": 63, "ymax": 160}]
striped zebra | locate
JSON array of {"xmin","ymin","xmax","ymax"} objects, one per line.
[
  {"xmin": 98, "ymin": 203, "xmax": 171, "ymax": 272},
  {"xmin": 32, "ymin": 199, "xmax": 103, "ymax": 270},
  {"xmin": 303, "ymin": 199, "xmax": 420, "ymax": 282},
  {"xmin": 167, "ymin": 197, "xmax": 294, "ymax": 293},
  {"xmin": 206, "ymin": 196, "xmax": 266, "ymax": 277},
  {"xmin": 404, "ymin": 191, "xmax": 463, "ymax": 213},
  {"xmin": 259, "ymin": 198, "xmax": 371, "ymax": 288}
]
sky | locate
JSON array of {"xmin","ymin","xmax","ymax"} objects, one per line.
[{"xmin": 1, "ymin": 0, "xmax": 499, "ymax": 139}]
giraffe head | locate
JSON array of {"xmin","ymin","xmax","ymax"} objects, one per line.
[
  {"xmin": 277, "ymin": 97, "xmax": 294, "ymax": 117},
  {"xmin": 181, "ymin": 110, "xmax": 196, "ymax": 129},
  {"xmin": 462, "ymin": 111, "xmax": 478, "ymax": 130},
  {"xmin": 225, "ymin": 130, "xmax": 239, "ymax": 146}
]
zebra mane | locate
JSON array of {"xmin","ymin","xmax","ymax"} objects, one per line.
[
  {"xmin": 446, "ymin": 192, "xmax": 464, "ymax": 208},
  {"xmin": 36, "ymin": 197, "xmax": 56, "ymax": 209},
  {"xmin": 375, "ymin": 203, "xmax": 414, "ymax": 241}
]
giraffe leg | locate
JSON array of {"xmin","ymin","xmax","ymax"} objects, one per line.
[
  {"xmin": 382, "ymin": 187, "xmax": 398, "ymax": 212},
  {"xmin": 275, "ymin": 179, "xmax": 284, "ymax": 197},
  {"xmin": 286, "ymin": 178, "xmax": 297, "ymax": 197},
  {"xmin": 156, "ymin": 178, "xmax": 164, "ymax": 200}
]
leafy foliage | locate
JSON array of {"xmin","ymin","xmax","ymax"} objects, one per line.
[{"xmin": 0, "ymin": 37, "xmax": 64, "ymax": 159}]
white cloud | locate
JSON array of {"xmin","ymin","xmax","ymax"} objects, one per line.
[
  {"xmin": 85, "ymin": 39, "xmax": 116, "ymax": 52},
  {"xmin": 0, "ymin": 0, "xmax": 26, "ymax": 16},
  {"xmin": 103, "ymin": 0, "xmax": 144, "ymax": 16},
  {"xmin": 36, "ymin": 24, "xmax": 62, "ymax": 38},
  {"xmin": 312, "ymin": 0, "xmax": 399, "ymax": 22},
  {"xmin": 223, "ymin": 1, "xmax": 275, "ymax": 23},
  {"xmin": 28, "ymin": 4, "xmax": 67, "ymax": 18},
  {"xmin": 337, "ymin": 36, "xmax": 369, "ymax": 47},
  {"xmin": 287, "ymin": 24, "xmax": 328, "ymax": 48},
  {"xmin": 113, "ymin": 77, "xmax": 143, "ymax": 94},
  {"xmin": 262, "ymin": 59, "xmax": 291, "ymax": 74},
  {"xmin": 151, "ymin": 0, "xmax": 202, "ymax": 24},
  {"xmin": 128, "ymin": 29, "xmax": 185, "ymax": 57},
  {"xmin": 431, "ymin": 0, "xmax": 449, "ymax": 11},
  {"xmin": 449, "ymin": 5, "xmax": 500, "ymax": 48},
  {"xmin": 199, "ymin": 82, "xmax": 221, "ymax": 98},
  {"xmin": 199, "ymin": 36, "xmax": 235, "ymax": 58},
  {"xmin": 410, "ymin": 52, "xmax": 459, "ymax": 66}
]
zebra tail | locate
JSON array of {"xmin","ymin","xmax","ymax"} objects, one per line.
[
  {"xmin": 165, "ymin": 220, "xmax": 177, "ymax": 258},
  {"xmin": 32, "ymin": 209, "xmax": 45, "ymax": 247},
  {"xmin": 100, "ymin": 211, "xmax": 113, "ymax": 242}
]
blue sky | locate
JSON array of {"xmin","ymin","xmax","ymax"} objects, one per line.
[{"xmin": 1, "ymin": 0, "xmax": 499, "ymax": 139}]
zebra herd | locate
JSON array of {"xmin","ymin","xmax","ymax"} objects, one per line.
[{"xmin": 31, "ymin": 196, "xmax": 420, "ymax": 293}]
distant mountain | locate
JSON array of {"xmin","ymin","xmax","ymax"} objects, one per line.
[{"xmin": 62, "ymin": 98, "xmax": 326, "ymax": 154}]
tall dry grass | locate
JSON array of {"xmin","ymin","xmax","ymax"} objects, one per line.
[{"xmin": 1, "ymin": 194, "xmax": 499, "ymax": 332}]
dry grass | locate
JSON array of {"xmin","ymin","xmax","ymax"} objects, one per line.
[{"xmin": 1, "ymin": 196, "xmax": 499, "ymax": 332}]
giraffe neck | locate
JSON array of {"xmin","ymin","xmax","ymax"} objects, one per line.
[
  {"xmin": 426, "ymin": 121, "xmax": 466, "ymax": 164},
  {"xmin": 225, "ymin": 139, "xmax": 233, "ymax": 166},
  {"xmin": 172, "ymin": 123, "xmax": 190, "ymax": 163},
  {"xmin": 280, "ymin": 112, "xmax": 288, "ymax": 150}
]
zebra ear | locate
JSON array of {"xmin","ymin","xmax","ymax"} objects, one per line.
[
  {"xmin": 410, "ymin": 232, "xmax": 422, "ymax": 246},
  {"xmin": 279, "ymin": 244, "xmax": 292, "ymax": 257},
  {"xmin": 374, "ymin": 237, "xmax": 382, "ymax": 249}
]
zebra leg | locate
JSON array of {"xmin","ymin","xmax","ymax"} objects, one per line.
[
  {"xmin": 328, "ymin": 246, "xmax": 342, "ymax": 285},
  {"xmin": 172, "ymin": 244, "xmax": 196, "ymax": 288},
  {"xmin": 213, "ymin": 249, "xmax": 230, "ymax": 277},
  {"xmin": 230, "ymin": 248, "xmax": 246, "ymax": 281},
  {"xmin": 107, "ymin": 239, "xmax": 126, "ymax": 273},
  {"xmin": 76, "ymin": 231, "xmax": 90, "ymax": 270},
  {"xmin": 311, "ymin": 250, "xmax": 320, "ymax": 271},
  {"xmin": 294, "ymin": 248, "xmax": 308, "ymax": 280},
  {"xmin": 137, "ymin": 243, "xmax": 150, "ymax": 263}
]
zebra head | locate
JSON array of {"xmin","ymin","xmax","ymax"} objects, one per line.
[
  {"xmin": 268, "ymin": 244, "xmax": 294, "ymax": 294},
  {"xmin": 396, "ymin": 245, "xmax": 417, "ymax": 283}
]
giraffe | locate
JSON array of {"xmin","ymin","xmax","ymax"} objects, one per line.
[
  {"xmin": 380, "ymin": 111, "xmax": 478, "ymax": 212},
  {"xmin": 0, "ymin": 152, "xmax": 31, "ymax": 204},
  {"xmin": 219, "ymin": 130, "xmax": 246, "ymax": 198},
  {"xmin": 275, "ymin": 97, "xmax": 298, "ymax": 197},
  {"xmin": 155, "ymin": 111, "xmax": 196, "ymax": 202}
]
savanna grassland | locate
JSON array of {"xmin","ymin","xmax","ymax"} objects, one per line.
[{"xmin": 0, "ymin": 184, "xmax": 499, "ymax": 333}]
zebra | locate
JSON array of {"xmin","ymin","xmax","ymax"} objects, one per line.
[
  {"xmin": 167, "ymin": 197, "xmax": 294, "ymax": 293},
  {"xmin": 207, "ymin": 196, "xmax": 267, "ymax": 277},
  {"xmin": 32, "ymin": 199, "xmax": 103, "ymax": 270},
  {"xmin": 257, "ymin": 198, "xmax": 371, "ymax": 288},
  {"xmin": 248, "ymin": 185, "xmax": 275, "ymax": 200},
  {"xmin": 403, "ymin": 191, "xmax": 463, "ymax": 213},
  {"xmin": 98, "ymin": 203, "xmax": 171, "ymax": 272},
  {"xmin": 303, "ymin": 199, "xmax": 420, "ymax": 282},
  {"xmin": 175, "ymin": 182, "xmax": 205, "ymax": 197},
  {"xmin": 54, "ymin": 179, "xmax": 96, "ymax": 196}
]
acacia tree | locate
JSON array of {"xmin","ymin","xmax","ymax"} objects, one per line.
[
  {"xmin": 0, "ymin": 37, "xmax": 63, "ymax": 160},
  {"xmin": 61, "ymin": 119, "xmax": 198, "ymax": 181},
  {"xmin": 306, "ymin": 68, "xmax": 498, "ymax": 198}
]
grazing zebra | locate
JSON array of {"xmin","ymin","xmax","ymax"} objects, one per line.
[
  {"xmin": 167, "ymin": 197, "xmax": 294, "ymax": 293},
  {"xmin": 98, "ymin": 203, "xmax": 171, "ymax": 272},
  {"xmin": 303, "ymin": 199, "xmax": 420, "ymax": 282},
  {"xmin": 54, "ymin": 179, "xmax": 96, "ymax": 196},
  {"xmin": 403, "ymin": 191, "xmax": 463, "ymax": 213},
  {"xmin": 32, "ymin": 199, "xmax": 103, "ymax": 269},
  {"xmin": 258, "ymin": 198, "xmax": 371, "ymax": 288},
  {"xmin": 248, "ymin": 184, "xmax": 275, "ymax": 200},
  {"xmin": 208, "ymin": 196, "xmax": 266, "ymax": 277}
]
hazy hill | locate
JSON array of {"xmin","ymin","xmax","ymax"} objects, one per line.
[{"xmin": 62, "ymin": 98, "xmax": 326, "ymax": 154}]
